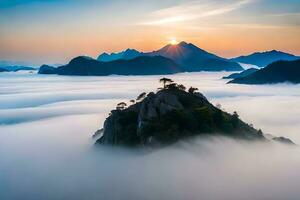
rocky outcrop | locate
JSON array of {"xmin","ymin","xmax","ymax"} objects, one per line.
[
  {"xmin": 272, "ymin": 137, "xmax": 295, "ymax": 145},
  {"xmin": 95, "ymin": 85, "xmax": 276, "ymax": 147}
]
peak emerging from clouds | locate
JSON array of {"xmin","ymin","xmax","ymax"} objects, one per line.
[{"xmin": 231, "ymin": 50, "xmax": 300, "ymax": 67}]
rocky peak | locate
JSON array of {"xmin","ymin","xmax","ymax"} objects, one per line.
[{"xmin": 95, "ymin": 78, "xmax": 294, "ymax": 147}]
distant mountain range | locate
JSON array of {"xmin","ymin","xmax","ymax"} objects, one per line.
[
  {"xmin": 231, "ymin": 50, "xmax": 300, "ymax": 68},
  {"xmin": 0, "ymin": 67, "xmax": 8, "ymax": 72},
  {"xmin": 228, "ymin": 59, "xmax": 300, "ymax": 84},
  {"xmin": 98, "ymin": 49, "xmax": 141, "ymax": 62},
  {"xmin": 0, "ymin": 60, "xmax": 37, "ymax": 72},
  {"xmin": 223, "ymin": 68, "xmax": 259, "ymax": 79},
  {"xmin": 38, "ymin": 42, "xmax": 300, "ymax": 76},
  {"xmin": 0, "ymin": 66, "xmax": 36, "ymax": 72},
  {"xmin": 98, "ymin": 42, "xmax": 243, "ymax": 72},
  {"xmin": 39, "ymin": 56, "xmax": 180, "ymax": 76}
]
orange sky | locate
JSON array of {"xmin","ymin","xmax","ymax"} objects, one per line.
[{"xmin": 0, "ymin": 0, "xmax": 299, "ymax": 65}]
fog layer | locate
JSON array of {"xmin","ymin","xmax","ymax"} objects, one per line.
[{"xmin": 0, "ymin": 72, "xmax": 300, "ymax": 200}]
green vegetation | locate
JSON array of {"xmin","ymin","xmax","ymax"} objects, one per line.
[{"xmin": 97, "ymin": 78, "xmax": 265, "ymax": 147}]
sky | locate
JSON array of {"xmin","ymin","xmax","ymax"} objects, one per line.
[{"xmin": 0, "ymin": 0, "xmax": 300, "ymax": 65}]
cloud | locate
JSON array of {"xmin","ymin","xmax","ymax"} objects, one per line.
[
  {"xmin": 139, "ymin": 0, "xmax": 255, "ymax": 25},
  {"xmin": 268, "ymin": 12, "xmax": 300, "ymax": 17},
  {"xmin": 1, "ymin": 72, "xmax": 300, "ymax": 199},
  {"xmin": 222, "ymin": 23, "xmax": 282, "ymax": 29}
]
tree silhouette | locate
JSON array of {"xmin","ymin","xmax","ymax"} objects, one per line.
[
  {"xmin": 130, "ymin": 99, "xmax": 135, "ymax": 104},
  {"xmin": 136, "ymin": 92, "xmax": 146, "ymax": 101},
  {"xmin": 188, "ymin": 87, "xmax": 198, "ymax": 94},
  {"xmin": 166, "ymin": 83, "xmax": 178, "ymax": 89},
  {"xmin": 116, "ymin": 102, "xmax": 127, "ymax": 110},
  {"xmin": 177, "ymin": 84, "xmax": 186, "ymax": 91},
  {"xmin": 159, "ymin": 77, "xmax": 173, "ymax": 89}
]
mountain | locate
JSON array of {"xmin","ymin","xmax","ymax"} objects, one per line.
[
  {"xmin": 223, "ymin": 68, "xmax": 259, "ymax": 79},
  {"xmin": 39, "ymin": 56, "xmax": 180, "ymax": 76},
  {"xmin": 97, "ymin": 49, "xmax": 141, "ymax": 62},
  {"xmin": 231, "ymin": 50, "xmax": 300, "ymax": 68},
  {"xmin": 0, "ymin": 67, "xmax": 8, "ymax": 72},
  {"xmin": 228, "ymin": 59, "xmax": 300, "ymax": 84},
  {"xmin": 145, "ymin": 42, "xmax": 243, "ymax": 71},
  {"xmin": 38, "ymin": 65, "xmax": 57, "ymax": 74},
  {"xmin": 95, "ymin": 80, "xmax": 292, "ymax": 147},
  {"xmin": 0, "ymin": 60, "xmax": 37, "ymax": 72},
  {"xmin": 0, "ymin": 66, "xmax": 36, "ymax": 71},
  {"xmin": 0, "ymin": 60, "xmax": 33, "ymax": 67},
  {"xmin": 97, "ymin": 42, "xmax": 243, "ymax": 72}
]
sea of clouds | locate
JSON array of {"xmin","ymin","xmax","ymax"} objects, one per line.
[{"xmin": 0, "ymin": 72, "xmax": 300, "ymax": 200}]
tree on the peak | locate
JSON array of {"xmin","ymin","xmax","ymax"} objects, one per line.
[
  {"xmin": 233, "ymin": 111, "xmax": 239, "ymax": 118},
  {"xmin": 177, "ymin": 84, "xmax": 186, "ymax": 91},
  {"xmin": 188, "ymin": 87, "xmax": 198, "ymax": 94},
  {"xmin": 159, "ymin": 78, "xmax": 173, "ymax": 89},
  {"xmin": 166, "ymin": 83, "xmax": 178, "ymax": 89},
  {"xmin": 232, "ymin": 111, "xmax": 239, "ymax": 127}
]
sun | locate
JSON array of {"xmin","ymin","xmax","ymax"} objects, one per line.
[{"xmin": 169, "ymin": 38, "xmax": 179, "ymax": 45}]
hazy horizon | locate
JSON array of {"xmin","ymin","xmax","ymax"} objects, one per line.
[{"xmin": 0, "ymin": 0, "xmax": 300, "ymax": 64}]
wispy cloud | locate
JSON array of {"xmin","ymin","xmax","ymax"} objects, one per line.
[
  {"xmin": 139, "ymin": 0, "xmax": 255, "ymax": 26},
  {"xmin": 268, "ymin": 12, "xmax": 300, "ymax": 17},
  {"xmin": 223, "ymin": 23, "xmax": 282, "ymax": 29}
]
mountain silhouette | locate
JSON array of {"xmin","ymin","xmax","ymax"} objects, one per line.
[
  {"xmin": 0, "ymin": 67, "xmax": 9, "ymax": 72},
  {"xmin": 97, "ymin": 49, "xmax": 141, "ymax": 62},
  {"xmin": 97, "ymin": 42, "xmax": 243, "ymax": 71},
  {"xmin": 223, "ymin": 68, "xmax": 259, "ymax": 79},
  {"xmin": 145, "ymin": 42, "xmax": 242, "ymax": 71},
  {"xmin": 228, "ymin": 59, "xmax": 300, "ymax": 84},
  {"xmin": 231, "ymin": 50, "xmax": 300, "ymax": 68},
  {"xmin": 39, "ymin": 56, "xmax": 180, "ymax": 76}
]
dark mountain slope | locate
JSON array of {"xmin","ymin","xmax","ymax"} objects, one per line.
[
  {"xmin": 145, "ymin": 42, "xmax": 243, "ymax": 71},
  {"xmin": 229, "ymin": 59, "xmax": 300, "ymax": 84},
  {"xmin": 39, "ymin": 56, "xmax": 180, "ymax": 76}
]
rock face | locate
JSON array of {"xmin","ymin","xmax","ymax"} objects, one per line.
[{"xmin": 96, "ymin": 87, "xmax": 266, "ymax": 147}]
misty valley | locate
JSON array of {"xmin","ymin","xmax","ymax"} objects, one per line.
[
  {"xmin": 1, "ymin": 0, "xmax": 300, "ymax": 198},
  {"xmin": 0, "ymin": 71, "xmax": 300, "ymax": 200}
]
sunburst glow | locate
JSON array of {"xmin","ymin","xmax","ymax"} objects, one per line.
[{"xmin": 169, "ymin": 38, "xmax": 179, "ymax": 45}]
